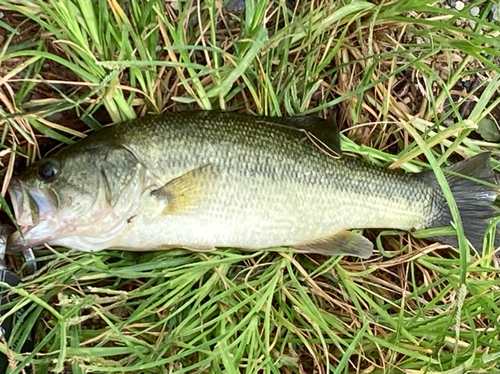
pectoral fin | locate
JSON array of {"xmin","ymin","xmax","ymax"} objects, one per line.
[
  {"xmin": 294, "ymin": 229, "xmax": 373, "ymax": 258},
  {"xmin": 151, "ymin": 164, "xmax": 218, "ymax": 215}
]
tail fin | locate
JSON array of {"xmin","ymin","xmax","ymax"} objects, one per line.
[{"xmin": 425, "ymin": 153, "xmax": 500, "ymax": 252}]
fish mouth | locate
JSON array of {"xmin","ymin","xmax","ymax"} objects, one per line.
[{"xmin": 6, "ymin": 178, "xmax": 58, "ymax": 251}]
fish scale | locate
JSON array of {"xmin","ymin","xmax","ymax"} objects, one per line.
[
  {"xmin": 96, "ymin": 113, "xmax": 435, "ymax": 248},
  {"xmin": 6, "ymin": 111, "xmax": 499, "ymax": 256}
]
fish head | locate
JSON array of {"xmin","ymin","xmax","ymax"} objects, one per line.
[{"xmin": 7, "ymin": 142, "xmax": 146, "ymax": 251}]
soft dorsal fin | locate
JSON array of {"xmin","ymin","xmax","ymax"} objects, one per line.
[{"xmin": 257, "ymin": 115, "xmax": 342, "ymax": 158}]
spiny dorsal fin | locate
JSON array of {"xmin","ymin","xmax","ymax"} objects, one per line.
[{"xmin": 191, "ymin": 110, "xmax": 342, "ymax": 158}]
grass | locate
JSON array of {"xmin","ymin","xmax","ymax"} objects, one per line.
[{"xmin": 0, "ymin": 0, "xmax": 499, "ymax": 372}]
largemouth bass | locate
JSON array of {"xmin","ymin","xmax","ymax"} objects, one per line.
[{"xmin": 5, "ymin": 111, "xmax": 500, "ymax": 258}]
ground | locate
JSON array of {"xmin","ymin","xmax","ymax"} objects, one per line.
[{"xmin": 0, "ymin": 0, "xmax": 499, "ymax": 373}]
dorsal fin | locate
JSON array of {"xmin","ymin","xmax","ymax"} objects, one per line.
[
  {"xmin": 262, "ymin": 115, "xmax": 342, "ymax": 158},
  {"xmin": 189, "ymin": 110, "xmax": 342, "ymax": 158}
]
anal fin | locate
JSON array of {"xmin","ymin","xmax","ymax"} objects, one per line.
[
  {"xmin": 183, "ymin": 245, "xmax": 217, "ymax": 252},
  {"xmin": 294, "ymin": 229, "xmax": 373, "ymax": 259},
  {"xmin": 156, "ymin": 244, "xmax": 216, "ymax": 252}
]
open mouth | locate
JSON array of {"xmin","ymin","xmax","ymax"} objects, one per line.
[
  {"xmin": 8, "ymin": 178, "xmax": 40, "ymax": 233},
  {"xmin": 6, "ymin": 179, "xmax": 58, "ymax": 250}
]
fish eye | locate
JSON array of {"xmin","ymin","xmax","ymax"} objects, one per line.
[{"xmin": 37, "ymin": 159, "xmax": 60, "ymax": 182}]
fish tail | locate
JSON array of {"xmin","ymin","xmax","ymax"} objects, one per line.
[{"xmin": 424, "ymin": 152, "xmax": 500, "ymax": 253}]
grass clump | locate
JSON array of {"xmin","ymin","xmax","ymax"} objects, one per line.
[{"xmin": 0, "ymin": 0, "xmax": 499, "ymax": 372}]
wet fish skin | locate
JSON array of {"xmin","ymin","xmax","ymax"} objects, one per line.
[{"xmin": 5, "ymin": 111, "xmax": 499, "ymax": 256}]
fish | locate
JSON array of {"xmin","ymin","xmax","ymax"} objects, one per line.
[{"xmin": 4, "ymin": 111, "xmax": 500, "ymax": 258}]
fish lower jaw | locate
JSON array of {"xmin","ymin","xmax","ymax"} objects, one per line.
[
  {"xmin": 6, "ymin": 230, "xmax": 45, "ymax": 251},
  {"xmin": 6, "ymin": 216, "xmax": 72, "ymax": 251}
]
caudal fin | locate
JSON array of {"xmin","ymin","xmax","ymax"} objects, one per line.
[{"xmin": 425, "ymin": 153, "xmax": 500, "ymax": 252}]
